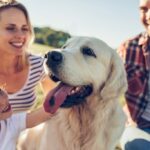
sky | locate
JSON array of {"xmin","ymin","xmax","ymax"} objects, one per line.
[{"xmin": 21, "ymin": 0, "xmax": 143, "ymax": 48}]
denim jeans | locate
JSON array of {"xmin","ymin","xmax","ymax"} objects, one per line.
[{"xmin": 120, "ymin": 126, "xmax": 150, "ymax": 150}]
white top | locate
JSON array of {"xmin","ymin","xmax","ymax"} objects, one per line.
[
  {"xmin": 8, "ymin": 54, "xmax": 46, "ymax": 112},
  {"xmin": 0, "ymin": 113, "xmax": 26, "ymax": 150}
]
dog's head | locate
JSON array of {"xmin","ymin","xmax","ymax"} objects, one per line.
[{"xmin": 44, "ymin": 37, "xmax": 127, "ymax": 113}]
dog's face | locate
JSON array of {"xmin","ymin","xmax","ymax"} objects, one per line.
[
  {"xmin": 44, "ymin": 37, "xmax": 127, "ymax": 113},
  {"xmin": 46, "ymin": 37, "xmax": 114, "ymax": 90}
]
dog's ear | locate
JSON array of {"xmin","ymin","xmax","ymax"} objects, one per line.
[{"xmin": 100, "ymin": 52, "xmax": 127, "ymax": 100}]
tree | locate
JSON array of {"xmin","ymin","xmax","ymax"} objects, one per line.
[{"xmin": 34, "ymin": 27, "xmax": 71, "ymax": 48}]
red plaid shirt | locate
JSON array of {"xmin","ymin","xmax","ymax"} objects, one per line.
[{"xmin": 118, "ymin": 32, "xmax": 150, "ymax": 126}]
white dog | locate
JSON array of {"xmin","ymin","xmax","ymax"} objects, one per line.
[{"xmin": 19, "ymin": 37, "xmax": 127, "ymax": 150}]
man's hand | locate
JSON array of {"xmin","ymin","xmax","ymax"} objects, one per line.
[{"xmin": 123, "ymin": 104, "xmax": 137, "ymax": 127}]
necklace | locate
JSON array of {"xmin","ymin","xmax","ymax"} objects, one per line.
[{"xmin": 0, "ymin": 83, "xmax": 6, "ymax": 90}]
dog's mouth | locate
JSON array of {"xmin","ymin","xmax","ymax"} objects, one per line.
[{"xmin": 44, "ymin": 74, "xmax": 93, "ymax": 114}]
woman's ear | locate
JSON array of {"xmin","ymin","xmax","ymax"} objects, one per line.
[{"xmin": 100, "ymin": 51, "xmax": 127, "ymax": 100}]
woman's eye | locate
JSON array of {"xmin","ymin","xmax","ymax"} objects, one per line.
[
  {"xmin": 6, "ymin": 27, "xmax": 29, "ymax": 33},
  {"xmin": 22, "ymin": 28, "xmax": 29, "ymax": 32},
  {"xmin": 82, "ymin": 47, "xmax": 96, "ymax": 58},
  {"xmin": 6, "ymin": 27, "xmax": 16, "ymax": 31}
]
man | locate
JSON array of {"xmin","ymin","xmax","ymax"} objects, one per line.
[{"xmin": 118, "ymin": 0, "xmax": 150, "ymax": 149}]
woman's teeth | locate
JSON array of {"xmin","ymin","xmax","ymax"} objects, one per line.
[{"xmin": 11, "ymin": 42, "xmax": 23, "ymax": 47}]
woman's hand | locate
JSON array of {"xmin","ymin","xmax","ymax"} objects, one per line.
[{"xmin": 26, "ymin": 107, "xmax": 54, "ymax": 128}]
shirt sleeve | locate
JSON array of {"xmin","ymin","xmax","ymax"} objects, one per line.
[{"xmin": 9, "ymin": 112, "xmax": 27, "ymax": 136}]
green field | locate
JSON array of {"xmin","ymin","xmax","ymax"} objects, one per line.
[{"xmin": 30, "ymin": 43, "xmax": 53, "ymax": 55}]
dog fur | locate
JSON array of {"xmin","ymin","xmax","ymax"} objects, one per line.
[{"xmin": 18, "ymin": 37, "xmax": 127, "ymax": 150}]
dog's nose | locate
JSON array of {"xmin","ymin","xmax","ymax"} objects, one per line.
[
  {"xmin": 46, "ymin": 51, "xmax": 63, "ymax": 66},
  {"xmin": 51, "ymin": 51, "xmax": 62, "ymax": 63}
]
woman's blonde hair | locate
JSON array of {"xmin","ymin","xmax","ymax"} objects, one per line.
[{"xmin": 0, "ymin": 0, "xmax": 35, "ymax": 72}]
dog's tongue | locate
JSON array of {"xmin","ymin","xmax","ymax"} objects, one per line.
[{"xmin": 44, "ymin": 83, "xmax": 73, "ymax": 114}]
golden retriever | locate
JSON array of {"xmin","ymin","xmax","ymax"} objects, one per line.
[{"xmin": 18, "ymin": 37, "xmax": 127, "ymax": 150}]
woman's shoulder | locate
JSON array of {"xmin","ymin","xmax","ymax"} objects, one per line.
[
  {"xmin": 28, "ymin": 53, "xmax": 44, "ymax": 61},
  {"xmin": 28, "ymin": 54, "xmax": 46, "ymax": 78},
  {"xmin": 28, "ymin": 53, "xmax": 45, "ymax": 66}
]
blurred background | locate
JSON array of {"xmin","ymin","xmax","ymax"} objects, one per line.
[{"xmin": 21, "ymin": 0, "xmax": 143, "ymax": 50}]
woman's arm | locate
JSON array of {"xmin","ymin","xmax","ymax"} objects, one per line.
[
  {"xmin": 40, "ymin": 75, "xmax": 56, "ymax": 95},
  {"xmin": 26, "ymin": 107, "xmax": 54, "ymax": 128}
]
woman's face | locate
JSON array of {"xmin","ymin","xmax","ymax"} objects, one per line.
[
  {"xmin": 0, "ymin": 89, "xmax": 12, "ymax": 120},
  {"xmin": 0, "ymin": 7, "xmax": 31, "ymax": 56}
]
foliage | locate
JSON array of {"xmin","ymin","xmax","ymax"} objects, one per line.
[{"xmin": 34, "ymin": 27, "xmax": 71, "ymax": 48}]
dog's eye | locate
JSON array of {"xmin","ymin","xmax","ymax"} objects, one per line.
[
  {"xmin": 62, "ymin": 45, "xmax": 67, "ymax": 49},
  {"xmin": 82, "ymin": 47, "xmax": 96, "ymax": 58},
  {"xmin": 44, "ymin": 54, "xmax": 48, "ymax": 58}
]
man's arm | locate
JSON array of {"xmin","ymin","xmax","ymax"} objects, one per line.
[{"xmin": 123, "ymin": 104, "xmax": 137, "ymax": 127}]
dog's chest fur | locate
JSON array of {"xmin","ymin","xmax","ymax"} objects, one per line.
[
  {"xmin": 19, "ymin": 98, "xmax": 125, "ymax": 150},
  {"xmin": 41, "ymin": 96, "xmax": 122, "ymax": 150}
]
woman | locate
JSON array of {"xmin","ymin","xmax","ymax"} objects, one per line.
[{"xmin": 0, "ymin": 0, "xmax": 56, "ymax": 112}]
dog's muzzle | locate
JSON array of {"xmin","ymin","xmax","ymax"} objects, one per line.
[{"xmin": 44, "ymin": 51, "xmax": 93, "ymax": 114}]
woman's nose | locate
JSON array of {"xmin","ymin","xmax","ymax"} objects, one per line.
[
  {"xmin": 14, "ymin": 30, "xmax": 26, "ymax": 38},
  {"xmin": 16, "ymin": 30, "xmax": 24, "ymax": 36}
]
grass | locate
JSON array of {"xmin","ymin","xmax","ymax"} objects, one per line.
[{"xmin": 30, "ymin": 43, "xmax": 53, "ymax": 55}]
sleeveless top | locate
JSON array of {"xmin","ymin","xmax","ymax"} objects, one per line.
[{"xmin": 8, "ymin": 54, "xmax": 45, "ymax": 112}]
